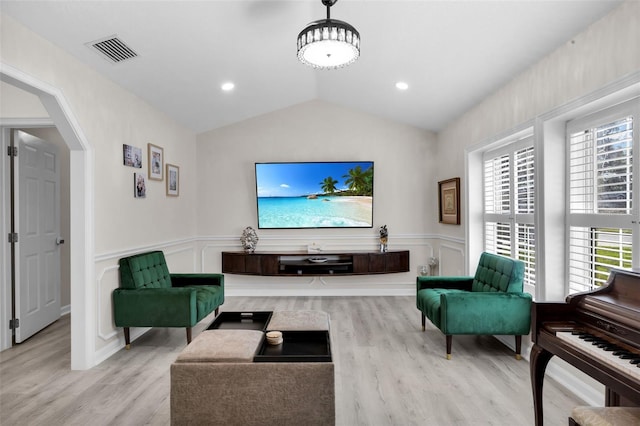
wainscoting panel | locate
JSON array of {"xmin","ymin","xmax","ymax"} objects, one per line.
[{"xmin": 439, "ymin": 243, "xmax": 466, "ymax": 276}]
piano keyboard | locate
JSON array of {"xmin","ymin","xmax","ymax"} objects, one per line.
[{"xmin": 556, "ymin": 331, "xmax": 640, "ymax": 381}]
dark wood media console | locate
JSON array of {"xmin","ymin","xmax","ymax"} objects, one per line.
[{"xmin": 222, "ymin": 250, "xmax": 410, "ymax": 276}]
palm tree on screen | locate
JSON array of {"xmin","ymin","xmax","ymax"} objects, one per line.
[
  {"xmin": 344, "ymin": 165, "xmax": 373, "ymax": 196},
  {"xmin": 320, "ymin": 176, "xmax": 339, "ymax": 194}
]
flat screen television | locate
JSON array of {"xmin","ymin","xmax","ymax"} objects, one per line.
[{"xmin": 255, "ymin": 161, "xmax": 374, "ymax": 229}]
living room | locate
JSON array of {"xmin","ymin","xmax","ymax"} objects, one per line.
[{"xmin": 1, "ymin": 1, "xmax": 639, "ymax": 424}]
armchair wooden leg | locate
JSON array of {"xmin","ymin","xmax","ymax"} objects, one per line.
[
  {"xmin": 186, "ymin": 327, "xmax": 192, "ymax": 344},
  {"xmin": 124, "ymin": 327, "xmax": 131, "ymax": 350},
  {"xmin": 421, "ymin": 313, "xmax": 425, "ymax": 331},
  {"xmin": 515, "ymin": 335, "xmax": 522, "ymax": 360},
  {"xmin": 215, "ymin": 307, "xmax": 219, "ymax": 316},
  {"xmin": 446, "ymin": 335, "xmax": 452, "ymax": 360}
]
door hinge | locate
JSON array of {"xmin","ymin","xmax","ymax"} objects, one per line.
[
  {"xmin": 9, "ymin": 318, "xmax": 19, "ymax": 330},
  {"xmin": 7, "ymin": 146, "xmax": 17, "ymax": 157},
  {"xmin": 8, "ymin": 233, "xmax": 18, "ymax": 243}
]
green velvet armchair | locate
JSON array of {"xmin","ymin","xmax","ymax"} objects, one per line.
[
  {"xmin": 416, "ymin": 252, "xmax": 532, "ymax": 359},
  {"xmin": 113, "ymin": 251, "xmax": 224, "ymax": 349}
]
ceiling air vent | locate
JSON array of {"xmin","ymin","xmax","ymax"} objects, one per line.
[{"xmin": 87, "ymin": 36, "xmax": 138, "ymax": 63}]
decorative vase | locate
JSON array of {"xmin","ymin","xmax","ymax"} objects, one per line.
[
  {"xmin": 379, "ymin": 225, "xmax": 388, "ymax": 252},
  {"xmin": 428, "ymin": 257, "xmax": 439, "ymax": 276},
  {"xmin": 240, "ymin": 226, "xmax": 258, "ymax": 253}
]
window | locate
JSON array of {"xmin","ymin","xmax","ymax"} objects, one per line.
[
  {"xmin": 567, "ymin": 100, "xmax": 638, "ymax": 293},
  {"xmin": 483, "ymin": 138, "xmax": 536, "ymax": 287}
]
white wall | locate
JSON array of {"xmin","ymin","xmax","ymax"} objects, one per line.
[
  {"xmin": 434, "ymin": 0, "xmax": 640, "ymax": 406},
  {"xmin": 1, "ymin": 12, "xmax": 199, "ymax": 367},
  {"xmin": 436, "ymin": 0, "xmax": 640, "ymax": 263},
  {"xmin": 196, "ymin": 100, "xmax": 439, "ymax": 295}
]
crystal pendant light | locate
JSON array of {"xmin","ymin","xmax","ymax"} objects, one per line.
[{"xmin": 297, "ymin": 0, "xmax": 360, "ymax": 69}]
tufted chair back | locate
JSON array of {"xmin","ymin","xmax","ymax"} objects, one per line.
[
  {"xmin": 119, "ymin": 250, "xmax": 172, "ymax": 289},
  {"xmin": 471, "ymin": 252, "xmax": 525, "ymax": 293}
]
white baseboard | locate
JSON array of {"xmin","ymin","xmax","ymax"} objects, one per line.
[
  {"xmin": 60, "ymin": 304, "xmax": 71, "ymax": 316},
  {"xmin": 94, "ymin": 327, "xmax": 150, "ymax": 366},
  {"xmin": 226, "ymin": 287, "xmax": 414, "ymax": 297}
]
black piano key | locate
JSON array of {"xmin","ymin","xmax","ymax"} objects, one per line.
[
  {"xmin": 620, "ymin": 353, "xmax": 636, "ymax": 359},
  {"xmin": 602, "ymin": 345, "xmax": 620, "ymax": 351},
  {"xmin": 630, "ymin": 358, "xmax": 640, "ymax": 364}
]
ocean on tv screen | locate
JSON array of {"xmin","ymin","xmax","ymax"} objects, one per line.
[
  {"xmin": 255, "ymin": 161, "xmax": 374, "ymax": 229},
  {"xmin": 257, "ymin": 195, "xmax": 372, "ymax": 228}
]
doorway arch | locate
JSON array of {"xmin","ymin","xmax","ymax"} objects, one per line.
[{"xmin": 1, "ymin": 62, "xmax": 95, "ymax": 370}]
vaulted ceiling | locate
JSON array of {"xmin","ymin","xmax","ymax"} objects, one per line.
[{"xmin": 2, "ymin": 0, "xmax": 622, "ymax": 133}]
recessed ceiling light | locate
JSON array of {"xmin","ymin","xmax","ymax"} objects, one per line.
[
  {"xmin": 395, "ymin": 81, "xmax": 409, "ymax": 90},
  {"xmin": 221, "ymin": 82, "xmax": 235, "ymax": 91}
]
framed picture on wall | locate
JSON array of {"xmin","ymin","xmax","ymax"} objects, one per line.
[
  {"xmin": 134, "ymin": 172, "xmax": 147, "ymax": 198},
  {"xmin": 438, "ymin": 177, "xmax": 460, "ymax": 225},
  {"xmin": 123, "ymin": 144, "xmax": 142, "ymax": 168},
  {"xmin": 166, "ymin": 164, "xmax": 179, "ymax": 197},
  {"xmin": 148, "ymin": 143, "xmax": 163, "ymax": 180}
]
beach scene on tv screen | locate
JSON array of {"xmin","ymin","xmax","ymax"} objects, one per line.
[{"xmin": 255, "ymin": 162, "xmax": 374, "ymax": 228}]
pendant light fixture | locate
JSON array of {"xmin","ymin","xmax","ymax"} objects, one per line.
[{"xmin": 297, "ymin": 0, "xmax": 360, "ymax": 70}]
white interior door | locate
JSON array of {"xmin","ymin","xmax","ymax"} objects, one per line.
[{"xmin": 15, "ymin": 130, "xmax": 61, "ymax": 343}]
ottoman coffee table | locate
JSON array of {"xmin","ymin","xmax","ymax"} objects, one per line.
[{"xmin": 170, "ymin": 310, "xmax": 335, "ymax": 426}]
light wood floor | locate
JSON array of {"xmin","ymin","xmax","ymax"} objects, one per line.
[{"xmin": 1, "ymin": 296, "xmax": 583, "ymax": 425}]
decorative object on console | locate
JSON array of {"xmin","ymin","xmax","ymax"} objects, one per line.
[
  {"xmin": 240, "ymin": 226, "xmax": 259, "ymax": 253},
  {"xmin": 428, "ymin": 256, "xmax": 439, "ymax": 276},
  {"xmin": 307, "ymin": 242, "xmax": 324, "ymax": 254},
  {"xmin": 147, "ymin": 143, "xmax": 163, "ymax": 181},
  {"xmin": 379, "ymin": 225, "xmax": 388, "ymax": 252},
  {"xmin": 297, "ymin": 0, "xmax": 360, "ymax": 70},
  {"xmin": 438, "ymin": 177, "xmax": 460, "ymax": 225},
  {"xmin": 166, "ymin": 163, "xmax": 179, "ymax": 196}
]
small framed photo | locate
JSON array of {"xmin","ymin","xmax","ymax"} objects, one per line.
[
  {"xmin": 148, "ymin": 143, "xmax": 164, "ymax": 181},
  {"xmin": 166, "ymin": 164, "xmax": 179, "ymax": 197},
  {"xmin": 438, "ymin": 177, "xmax": 460, "ymax": 225},
  {"xmin": 123, "ymin": 144, "xmax": 142, "ymax": 168},
  {"xmin": 134, "ymin": 172, "xmax": 147, "ymax": 198}
]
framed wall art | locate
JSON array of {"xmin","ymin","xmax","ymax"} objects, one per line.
[
  {"xmin": 148, "ymin": 143, "xmax": 164, "ymax": 180},
  {"xmin": 123, "ymin": 144, "xmax": 142, "ymax": 168},
  {"xmin": 438, "ymin": 177, "xmax": 460, "ymax": 225},
  {"xmin": 166, "ymin": 164, "xmax": 179, "ymax": 197},
  {"xmin": 134, "ymin": 172, "xmax": 147, "ymax": 198}
]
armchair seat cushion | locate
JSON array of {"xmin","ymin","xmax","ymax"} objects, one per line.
[
  {"xmin": 417, "ymin": 288, "xmax": 467, "ymax": 329},
  {"xmin": 189, "ymin": 285, "xmax": 224, "ymax": 322}
]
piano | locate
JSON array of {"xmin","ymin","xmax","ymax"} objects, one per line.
[{"xmin": 530, "ymin": 268, "xmax": 640, "ymax": 426}]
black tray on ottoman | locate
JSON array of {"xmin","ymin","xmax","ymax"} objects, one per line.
[
  {"xmin": 207, "ymin": 311, "xmax": 273, "ymax": 331},
  {"xmin": 254, "ymin": 330, "xmax": 331, "ymax": 363}
]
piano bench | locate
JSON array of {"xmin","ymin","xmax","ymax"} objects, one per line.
[{"xmin": 569, "ymin": 406, "xmax": 640, "ymax": 426}]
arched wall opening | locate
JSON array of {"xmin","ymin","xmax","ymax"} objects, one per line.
[{"xmin": 1, "ymin": 62, "xmax": 95, "ymax": 370}]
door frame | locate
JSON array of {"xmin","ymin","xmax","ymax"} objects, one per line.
[{"xmin": 1, "ymin": 62, "xmax": 95, "ymax": 370}]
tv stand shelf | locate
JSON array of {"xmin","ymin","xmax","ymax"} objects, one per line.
[{"xmin": 222, "ymin": 250, "xmax": 410, "ymax": 276}]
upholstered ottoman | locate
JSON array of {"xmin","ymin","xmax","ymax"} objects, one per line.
[
  {"xmin": 170, "ymin": 311, "xmax": 335, "ymax": 426},
  {"xmin": 569, "ymin": 406, "xmax": 640, "ymax": 426},
  {"xmin": 266, "ymin": 310, "xmax": 330, "ymax": 331}
]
